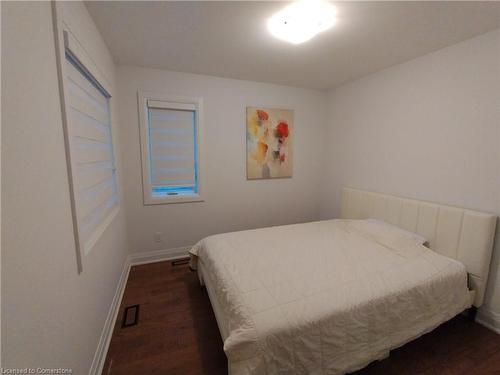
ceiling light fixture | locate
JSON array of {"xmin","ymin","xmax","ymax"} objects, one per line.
[{"xmin": 267, "ymin": 0, "xmax": 336, "ymax": 44}]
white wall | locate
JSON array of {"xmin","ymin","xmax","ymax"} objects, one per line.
[
  {"xmin": 2, "ymin": 2, "xmax": 128, "ymax": 373},
  {"xmin": 117, "ymin": 66, "xmax": 327, "ymax": 253},
  {"xmin": 320, "ymin": 29, "xmax": 500, "ymax": 329}
]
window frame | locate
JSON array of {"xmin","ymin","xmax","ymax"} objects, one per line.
[
  {"xmin": 137, "ymin": 91, "xmax": 205, "ymax": 205},
  {"xmin": 53, "ymin": 6, "xmax": 120, "ymax": 274}
]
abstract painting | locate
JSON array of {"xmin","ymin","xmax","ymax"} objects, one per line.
[{"xmin": 246, "ymin": 107, "xmax": 293, "ymax": 179}]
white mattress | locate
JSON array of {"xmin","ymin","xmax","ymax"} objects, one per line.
[{"xmin": 191, "ymin": 219, "xmax": 471, "ymax": 375}]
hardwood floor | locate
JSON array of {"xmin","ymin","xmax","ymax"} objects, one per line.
[
  {"xmin": 104, "ymin": 260, "xmax": 500, "ymax": 375},
  {"xmin": 103, "ymin": 260, "xmax": 226, "ymax": 375}
]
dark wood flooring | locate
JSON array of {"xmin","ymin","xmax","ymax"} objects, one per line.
[{"xmin": 104, "ymin": 260, "xmax": 500, "ymax": 375}]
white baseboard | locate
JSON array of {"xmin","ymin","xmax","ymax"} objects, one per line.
[
  {"xmin": 477, "ymin": 307, "xmax": 500, "ymax": 334},
  {"xmin": 128, "ymin": 246, "xmax": 191, "ymax": 266},
  {"xmin": 89, "ymin": 256, "xmax": 131, "ymax": 375},
  {"xmin": 89, "ymin": 246, "xmax": 191, "ymax": 375}
]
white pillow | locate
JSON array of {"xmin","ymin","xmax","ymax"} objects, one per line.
[
  {"xmin": 363, "ymin": 218, "xmax": 428, "ymax": 246},
  {"xmin": 346, "ymin": 218, "xmax": 428, "ymax": 254}
]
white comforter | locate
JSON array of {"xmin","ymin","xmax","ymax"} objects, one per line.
[{"xmin": 190, "ymin": 220, "xmax": 470, "ymax": 375}]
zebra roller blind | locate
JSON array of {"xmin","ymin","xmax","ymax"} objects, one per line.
[
  {"xmin": 64, "ymin": 51, "xmax": 119, "ymax": 256},
  {"xmin": 147, "ymin": 100, "xmax": 198, "ymax": 196}
]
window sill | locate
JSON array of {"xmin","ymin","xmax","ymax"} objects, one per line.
[
  {"xmin": 144, "ymin": 193, "xmax": 204, "ymax": 205},
  {"xmin": 83, "ymin": 205, "xmax": 120, "ymax": 255}
]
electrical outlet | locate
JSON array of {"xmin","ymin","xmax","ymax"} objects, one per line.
[{"xmin": 154, "ymin": 232, "xmax": 162, "ymax": 243}]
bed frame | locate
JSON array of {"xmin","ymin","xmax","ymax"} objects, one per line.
[
  {"xmin": 340, "ymin": 187, "xmax": 497, "ymax": 308},
  {"xmin": 197, "ymin": 187, "xmax": 497, "ymax": 373}
]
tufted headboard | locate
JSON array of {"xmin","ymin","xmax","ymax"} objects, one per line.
[{"xmin": 340, "ymin": 187, "xmax": 497, "ymax": 307}]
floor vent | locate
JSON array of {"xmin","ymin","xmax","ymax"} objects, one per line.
[
  {"xmin": 122, "ymin": 304, "xmax": 140, "ymax": 328},
  {"xmin": 171, "ymin": 258, "xmax": 190, "ymax": 267}
]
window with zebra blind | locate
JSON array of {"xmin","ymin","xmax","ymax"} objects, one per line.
[
  {"xmin": 138, "ymin": 92, "xmax": 204, "ymax": 205},
  {"xmin": 62, "ymin": 44, "xmax": 119, "ymax": 261}
]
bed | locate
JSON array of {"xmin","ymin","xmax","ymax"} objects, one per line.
[{"xmin": 190, "ymin": 188, "xmax": 497, "ymax": 375}]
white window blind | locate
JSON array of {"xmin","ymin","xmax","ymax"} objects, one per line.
[
  {"xmin": 65, "ymin": 52, "xmax": 119, "ymax": 255},
  {"xmin": 146, "ymin": 101, "xmax": 198, "ymax": 198}
]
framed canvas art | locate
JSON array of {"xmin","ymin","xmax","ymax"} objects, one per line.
[{"xmin": 246, "ymin": 107, "xmax": 293, "ymax": 179}]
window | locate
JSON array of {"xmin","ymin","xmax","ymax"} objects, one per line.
[
  {"xmin": 62, "ymin": 41, "xmax": 119, "ymax": 260},
  {"xmin": 138, "ymin": 92, "xmax": 204, "ymax": 204}
]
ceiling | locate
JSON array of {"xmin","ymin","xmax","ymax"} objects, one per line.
[{"xmin": 86, "ymin": 1, "xmax": 500, "ymax": 90}]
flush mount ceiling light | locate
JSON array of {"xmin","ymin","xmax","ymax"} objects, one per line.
[{"xmin": 267, "ymin": 0, "xmax": 336, "ymax": 44}]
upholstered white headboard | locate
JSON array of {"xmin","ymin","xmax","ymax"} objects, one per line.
[{"xmin": 340, "ymin": 187, "xmax": 497, "ymax": 307}]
